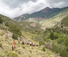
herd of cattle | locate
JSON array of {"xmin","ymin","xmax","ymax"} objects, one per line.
[{"xmin": 22, "ymin": 42, "xmax": 38, "ymax": 46}]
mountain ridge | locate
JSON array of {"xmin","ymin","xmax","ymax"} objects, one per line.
[{"xmin": 13, "ymin": 6, "xmax": 68, "ymax": 21}]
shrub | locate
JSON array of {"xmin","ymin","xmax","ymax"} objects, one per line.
[
  {"xmin": 5, "ymin": 36, "xmax": 8, "ymax": 39},
  {"xmin": 49, "ymin": 32, "xmax": 54, "ymax": 40},
  {"xmin": 49, "ymin": 32, "xmax": 58, "ymax": 40},
  {"xmin": 52, "ymin": 43, "xmax": 68, "ymax": 57},
  {"xmin": 54, "ymin": 32, "xmax": 59, "ymax": 39},
  {"xmin": 57, "ymin": 38, "xmax": 64, "ymax": 44},
  {"xmin": 22, "ymin": 46, "xmax": 25, "ymax": 49},
  {"xmin": 64, "ymin": 37, "xmax": 68, "ymax": 46},
  {"xmin": 39, "ymin": 40, "xmax": 44, "ymax": 46},
  {"xmin": 0, "ymin": 43, "xmax": 2, "ymax": 47},
  {"xmin": 12, "ymin": 33, "xmax": 18, "ymax": 39},
  {"xmin": 5, "ymin": 22, "xmax": 9, "ymax": 27},
  {"xmin": 42, "ymin": 47, "xmax": 45, "ymax": 52},
  {"xmin": 0, "ymin": 32, "xmax": 4, "ymax": 36},
  {"xmin": 7, "ymin": 52, "xmax": 19, "ymax": 57},
  {"xmin": 9, "ymin": 24, "xmax": 22, "ymax": 36},
  {"xmin": 60, "ymin": 50, "xmax": 68, "ymax": 57},
  {"xmin": 0, "ymin": 17, "xmax": 3, "ymax": 24},
  {"xmin": 45, "ymin": 39, "xmax": 51, "ymax": 42},
  {"xmin": 29, "ymin": 50, "xmax": 32, "ymax": 53},
  {"xmin": 18, "ymin": 40, "xmax": 20, "ymax": 44}
]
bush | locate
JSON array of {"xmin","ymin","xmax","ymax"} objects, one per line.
[
  {"xmin": 29, "ymin": 50, "xmax": 32, "ymax": 53},
  {"xmin": 5, "ymin": 36, "xmax": 8, "ymax": 39},
  {"xmin": 39, "ymin": 40, "xmax": 44, "ymax": 46},
  {"xmin": 64, "ymin": 37, "xmax": 68, "ymax": 46},
  {"xmin": 7, "ymin": 52, "xmax": 19, "ymax": 57},
  {"xmin": 22, "ymin": 46, "xmax": 25, "ymax": 49},
  {"xmin": 0, "ymin": 32, "xmax": 4, "ymax": 36},
  {"xmin": 49, "ymin": 32, "xmax": 58, "ymax": 40},
  {"xmin": 52, "ymin": 44, "xmax": 68, "ymax": 57},
  {"xmin": 42, "ymin": 47, "xmax": 45, "ymax": 52},
  {"xmin": 57, "ymin": 38, "xmax": 64, "ymax": 44},
  {"xmin": 12, "ymin": 33, "xmax": 18, "ymax": 39},
  {"xmin": 0, "ymin": 43, "xmax": 2, "ymax": 47},
  {"xmin": 49, "ymin": 32, "xmax": 54, "ymax": 40},
  {"xmin": 54, "ymin": 32, "xmax": 59, "ymax": 39},
  {"xmin": 0, "ymin": 17, "xmax": 3, "ymax": 24},
  {"xmin": 9, "ymin": 24, "xmax": 22, "ymax": 37},
  {"xmin": 60, "ymin": 50, "xmax": 68, "ymax": 57},
  {"xmin": 5, "ymin": 22, "xmax": 9, "ymax": 27}
]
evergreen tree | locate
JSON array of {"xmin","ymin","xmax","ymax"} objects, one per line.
[{"xmin": 0, "ymin": 17, "xmax": 3, "ymax": 24}]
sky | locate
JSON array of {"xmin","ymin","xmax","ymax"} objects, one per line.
[{"xmin": 0, "ymin": 0, "xmax": 68, "ymax": 18}]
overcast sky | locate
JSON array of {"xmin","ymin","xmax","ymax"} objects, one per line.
[{"xmin": 0, "ymin": 0, "xmax": 68, "ymax": 18}]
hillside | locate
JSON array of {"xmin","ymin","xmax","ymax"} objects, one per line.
[
  {"xmin": 0, "ymin": 28, "xmax": 60, "ymax": 57},
  {"xmin": 42, "ymin": 16, "xmax": 68, "ymax": 57},
  {"xmin": 0, "ymin": 14, "xmax": 44, "ymax": 33},
  {"xmin": 40, "ymin": 7, "xmax": 68, "ymax": 28},
  {"xmin": 13, "ymin": 7, "xmax": 68, "ymax": 22},
  {"xmin": 53, "ymin": 16, "xmax": 68, "ymax": 33}
]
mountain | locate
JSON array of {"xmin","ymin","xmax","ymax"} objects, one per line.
[
  {"xmin": 13, "ymin": 7, "xmax": 68, "ymax": 22},
  {"xmin": 40, "ymin": 8, "xmax": 68, "ymax": 28}
]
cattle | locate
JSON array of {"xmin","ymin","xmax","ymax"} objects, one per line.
[
  {"xmin": 22, "ymin": 42, "xmax": 25, "ymax": 45},
  {"xmin": 26, "ymin": 42, "xmax": 29, "ymax": 45}
]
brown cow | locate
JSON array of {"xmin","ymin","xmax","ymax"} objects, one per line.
[
  {"xmin": 22, "ymin": 42, "xmax": 25, "ymax": 45},
  {"xmin": 26, "ymin": 42, "xmax": 29, "ymax": 45}
]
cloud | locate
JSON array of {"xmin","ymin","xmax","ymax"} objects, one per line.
[
  {"xmin": 46, "ymin": 0, "xmax": 68, "ymax": 8},
  {"xmin": 0, "ymin": 0, "xmax": 68, "ymax": 18},
  {"xmin": 2, "ymin": 0, "xmax": 37, "ymax": 8}
]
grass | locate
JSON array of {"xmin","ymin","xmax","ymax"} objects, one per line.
[{"xmin": 0, "ymin": 29, "xmax": 60, "ymax": 57}]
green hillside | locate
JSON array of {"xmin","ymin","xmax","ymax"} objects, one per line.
[
  {"xmin": 40, "ymin": 7, "xmax": 68, "ymax": 28},
  {"xmin": 0, "ymin": 19, "xmax": 60, "ymax": 57},
  {"xmin": 0, "ymin": 14, "xmax": 43, "ymax": 33},
  {"xmin": 0, "ymin": 29, "xmax": 60, "ymax": 57},
  {"xmin": 53, "ymin": 16, "xmax": 68, "ymax": 33},
  {"xmin": 43, "ymin": 16, "xmax": 68, "ymax": 57}
]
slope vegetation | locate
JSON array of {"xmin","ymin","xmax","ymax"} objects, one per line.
[{"xmin": 0, "ymin": 29, "xmax": 60, "ymax": 57}]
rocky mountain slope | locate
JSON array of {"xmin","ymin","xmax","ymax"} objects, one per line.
[{"xmin": 13, "ymin": 7, "xmax": 68, "ymax": 22}]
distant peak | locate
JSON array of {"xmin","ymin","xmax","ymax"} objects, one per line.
[{"xmin": 41, "ymin": 7, "xmax": 50, "ymax": 13}]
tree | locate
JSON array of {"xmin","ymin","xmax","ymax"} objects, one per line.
[
  {"xmin": 49, "ymin": 32, "xmax": 58, "ymax": 40},
  {"xmin": 5, "ymin": 22, "xmax": 9, "ymax": 27},
  {"xmin": 12, "ymin": 33, "xmax": 18, "ymax": 39},
  {"xmin": 0, "ymin": 17, "xmax": 3, "ymax": 24},
  {"xmin": 9, "ymin": 24, "xmax": 22, "ymax": 39},
  {"xmin": 50, "ymin": 32, "xmax": 54, "ymax": 40}
]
